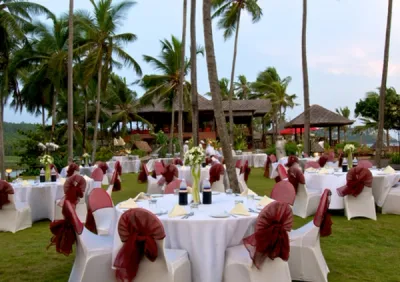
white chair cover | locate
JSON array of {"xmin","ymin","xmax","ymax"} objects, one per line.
[
  {"xmin": 382, "ymin": 186, "xmax": 400, "ymax": 214},
  {"xmin": 147, "ymin": 175, "xmax": 163, "ymax": 194},
  {"xmin": 0, "ymin": 194, "xmax": 32, "ymax": 233},
  {"xmin": 211, "ymin": 179, "xmax": 225, "ymax": 192},
  {"xmin": 293, "ymin": 183, "xmax": 321, "ymax": 218},
  {"xmin": 344, "ymin": 187, "xmax": 376, "ymax": 220},
  {"xmin": 93, "ymin": 208, "xmax": 115, "ymax": 236}
]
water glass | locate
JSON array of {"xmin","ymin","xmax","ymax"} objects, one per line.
[
  {"xmin": 174, "ymin": 188, "xmax": 179, "ymax": 195},
  {"xmin": 226, "ymin": 188, "xmax": 233, "ymax": 195},
  {"xmin": 149, "ymin": 199, "xmax": 158, "ymax": 212},
  {"xmin": 190, "ymin": 203, "xmax": 199, "ymax": 212},
  {"xmin": 235, "ymin": 200, "xmax": 244, "ymax": 205},
  {"xmin": 247, "ymin": 194, "xmax": 255, "ymax": 207}
]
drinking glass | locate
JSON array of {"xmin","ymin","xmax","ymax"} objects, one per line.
[
  {"xmin": 190, "ymin": 203, "xmax": 199, "ymax": 212},
  {"xmin": 226, "ymin": 188, "xmax": 233, "ymax": 195},
  {"xmin": 149, "ymin": 199, "xmax": 158, "ymax": 212},
  {"xmin": 235, "ymin": 200, "xmax": 244, "ymax": 205},
  {"xmin": 247, "ymin": 194, "xmax": 255, "ymax": 207},
  {"xmin": 174, "ymin": 188, "xmax": 179, "ymax": 195}
]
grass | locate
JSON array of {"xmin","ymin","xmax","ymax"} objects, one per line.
[{"xmin": 1, "ymin": 168, "xmax": 400, "ymax": 281}]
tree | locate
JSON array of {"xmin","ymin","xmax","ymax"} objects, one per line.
[
  {"xmin": 211, "ymin": 0, "xmax": 262, "ymax": 143},
  {"xmin": 302, "ymin": 0, "xmax": 311, "ymax": 155},
  {"xmin": 205, "ymin": 77, "xmax": 230, "ymax": 100},
  {"xmin": 76, "ymin": 0, "xmax": 142, "ymax": 162},
  {"xmin": 376, "ymin": 0, "xmax": 393, "ymax": 168},
  {"xmin": 141, "ymin": 36, "xmax": 202, "ymax": 153},
  {"xmin": 178, "ymin": 0, "xmax": 188, "ymax": 158},
  {"xmin": 190, "ymin": 0, "xmax": 199, "ymax": 146},
  {"xmin": 68, "ymin": 0, "xmax": 74, "ymax": 160},
  {"xmin": 203, "ymin": 0, "xmax": 239, "ymax": 192},
  {"xmin": 235, "ymin": 74, "xmax": 251, "ymax": 100},
  {"xmin": 335, "ymin": 106, "xmax": 351, "ymax": 141}
]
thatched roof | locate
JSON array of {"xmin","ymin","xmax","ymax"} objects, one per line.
[
  {"xmin": 285, "ymin": 105, "xmax": 355, "ymax": 128},
  {"xmin": 311, "ymin": 142, "xmax": 324, "ymax": 153},
  {"xmin": 138, "ymin": 95, "xmax": 270, "ymax": 117},
  {"xmin": 134, "ymin": 141, "xmax": 152, "ymax": 153}
]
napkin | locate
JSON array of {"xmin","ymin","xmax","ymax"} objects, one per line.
[
  {"xmin": 133, "ymin": 192, "xmax": 151, "ymax": 201},
  {"xmin": 240, "ymin": 188, "xmax": 257, "ymax": 196},
  {"xmin": 318, "ymin": 168, "xmax": 329, "ymax": 174},
  {"xmin": 383, "ymin": 166, "xmax": 396, "ymax": 174},
  {"xmin": 230, "ymin": 203, "xmax": 250, "ymax": 216},
  {"xmin": 168, "ymin": 204, "xmax": 188, "ymax": 218},
  {"xmin": 257, "ymin": 196, "xmax": 275, "ymax": 207},
  {"xmin": 119, "ymin": 198, "xmax": 138, "ymax": 209}
]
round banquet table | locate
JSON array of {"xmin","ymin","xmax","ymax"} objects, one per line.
[
  {"xmin": 233, "ymin": 153, "xmax": 253, "ymax": 167},
  {"xmin": 112, "ymin": 194, "xmax": 258, "ymax": 282},
  {"xmin": 13, "ymin": 181, "xmax": 64, "ymax": 222},
  {"xmin": 252, "ymin": 153, "xmax": 267, "ymax": 168},
  {"xmin": 305, "ymin": 169, "xmax": 400, "ymax": 209},
  {"xmin": 60, "ymin": 166, "xmax": 95, "ymax": 178}
]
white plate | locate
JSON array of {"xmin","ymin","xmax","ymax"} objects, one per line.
[
  {"xmin": 152, "ymin": 194, "xmax": 163, "ymax": 198},
  {"xmin": 209, "ymin": 212, "xmax": 230, "ymax": 218},
  {"xmin": 212, "ymin": 192, "xmax": 220, "ymax": 195}
]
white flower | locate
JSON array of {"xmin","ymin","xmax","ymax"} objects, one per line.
[
  {"xmin": 344, "ymin": 144, "xmax": 355, "ymax": 153},
  {"xmin": 82, "ymin": 153, "xmax": 90, "ymax": 158},
  {"xmin": 39, "ymin": 154, "xmax": 54, "ymax": 165}
]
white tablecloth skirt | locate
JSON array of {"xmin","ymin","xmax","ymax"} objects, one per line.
[
  {"xmin": 107, "ymin": 160, "xmax": 140, "ymax": 173},
  {"xmin": 112, "ymin": 194, "xmax": 257, "ymax": 282},
  {"xmin": 252, "ymin": 154, "xmax": 267, "ymax": 168},
  {"xmin": 146, "ymin": 158, "xmax": 174, "ymax": 171},
  {"xmin": 60, "ymin": 166, "xmax": 95, "ymax": 178}
]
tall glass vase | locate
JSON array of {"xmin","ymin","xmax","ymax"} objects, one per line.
[
  {"xmin": 348, "ymin": 152, "xmax": 353, "ymax": 169},
  {"xmin": 45, "ymin": 164, "xmax": 51, "ymax": 181},
  {"xmin": 191, "ymin": 165, "xmax": 201, "ymax": 204}
]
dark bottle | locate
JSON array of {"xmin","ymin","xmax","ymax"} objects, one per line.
[
  {"xmin": 51, "ymin": 168, "xmax": 57, "ymax": 182},
  {"xmin": 342, "ymin": 158, "xmax": 348, "ymax": 172},
  {"xmin": 178, "ymin": 179, "xmax": 188, "ymax": 206},
  {"xmin": 202, "ymin": 179, "xmax": 212, "ymax": 205},
  {"xmin": 40, "ymin": 168, "xmax": 45, "ymax": 183}
]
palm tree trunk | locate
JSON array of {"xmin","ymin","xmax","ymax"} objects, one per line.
[
  {"xmin": 376, "ymin": 0, "xmax": 393, "ymax": 168},
  {"xmin": 51, "ymin": 90, "xmax": 58, "ymax": 140},
  {"xmin": 302, "ymin": 0, "xmax": 311, "ymax": 155},
  {"xmin": 83, "ymin": 93, "xmax": 88, "ymax": 150},
  {"xmin": 67, "ymin": 0, "xmax": 74, "ymax": 160},
  {"xmin": 92, "ymin": 61, "xmax": 102, "ymax": 162},
  {"xmin": 42, "ymin": 105, "xmax": 45, "ymax": 130},
  {"xmin": 228, "ymin": 10, "xmax": 241, "ymax": 144},
  {"xmin": 203, "ymin": 0, "xmax": 239, "ymax": 192},
  {"xmin": 178, "ymin": 0, "xmax": 188, "ymax": 159},
  {"xmin": 169, "ymin": 109, "xmax": 175, "ymax": 153},
  {"xmin": 0, "ymin": 98, "xmax": 5, "ymax": 180},
  {"xmin": 190, "ymin": 0, "xmax": 199, "ymax": 146},
  {"xmin": 386, "ymin": 130, "xmax": 390, "ymax": 147}
]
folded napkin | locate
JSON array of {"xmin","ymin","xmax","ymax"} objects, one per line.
[
  {"xmin": 383, "ymin": 166, "xmax": 396, "ymax": 174},
  {"xmin": 169, "ymin": 204, "xmax": 188, "ymax": 218},
  {"xmin": 257, "ymin": 196, "xmax": 275, "ymax": 207},
  {"xmin": 133, "ymin": 192, "xmax": 151, "ymax": 201},
  {"xmin": 318, "ymin": 168, "xmax": 329, "ymax": 174},
  {"xmin": 119, "ymin": 198, "xmax": 138, "ymax": 209},
  {"xmin": 240, "ymin": 188, "xmax": 257, "ymax": 196},
  {"xmin": 230, "ymin": 203, "xmax": 250, "ymax": 216}
]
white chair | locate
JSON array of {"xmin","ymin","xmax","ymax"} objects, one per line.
[
  {"xmin": 106, "ymin": 184, "xmax": 113, "ymax": 197},
  {"xmin": 0, "ymin": 194, "xmax": 32, "ymax": 233},
  {"xmin": 293, "ymin": 183, "xmax": 321, "ymax": 218},
  {"xmin": 382, "ymin": 186, "xmax": 400, "ymax": 214},
  {"xmin": 211, "ymin": 179, "xmax": 225, "ymax": 192},
  {"xmin": 147, "ymin": 175, "xmax": 163, "ymax": 194},
  {"xmin": 224, "ymin": 245, "xmax": 291, "ymax": 282},
  {"xmin": 344, "ymin": 187, "xmax": 376, "ymax": 220},
  {"xmin": 87, "ymin": 188, "xmax": 115, "ymax": 236}
]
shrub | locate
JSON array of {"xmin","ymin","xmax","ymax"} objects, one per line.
[
  {"xmin": 266, "ymin": 145, "xmax": 276, "ymax": 155},
  {"xmin": 335, "ymin": 141, "xmax": 361, "ymax": 153},
  {"xmin": 285, "ymin": 142, "xmax": 298, "ymax": 156},
  {"xmin": 131, "ymin": 149, "xmax": 146, "ymax": 158},
  {"xmin": 390, "ymin": 153, "xmax": 400, "ymax": 164},
  {"xmin": 96, "ymin": 147, "xmax": 113, "ymax": 162}
]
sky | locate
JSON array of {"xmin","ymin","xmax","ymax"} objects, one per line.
[{"xmin": 4, "ymin": 0, "xmax": 400, "ymax": 127}]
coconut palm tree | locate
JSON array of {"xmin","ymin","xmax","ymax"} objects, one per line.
[
  {"xmin": 76, "ymin": 0, "xmax": 142, "ymax": 162},
  {"xmin": 376, "ymin": 0, "xmax": 393, "ymax": 168},
  {"xmin": 68, "ymin": 0, "xmax": 74, "ymax": 160},
  {"xmin": 190, "ymin": 0, "xmax": 199, "ymax": 146},
  {"xmin": 203, "ymin": 0, "xmax": 239, "ymax": 192},
  {"xmin": 302, "ymin": 0, "xmax": 311, "ymax": 155},
  {"xmin": 140, "ymin": 36, "xmax": 202, "ymax": 153},
  {"xmin": 211, "ymin": 0, "xmax": 262, "ymax": 142},
  {"xmin": 235, "ymin": 74, "xmax": 251, "ymax": 100},
  {"xmin": 205, "ymin": 78, "xmax": 230, "ymax": 100},
  {"xmin": 335, "ymin": 106, "xmax": 351, "ymax": 141}
]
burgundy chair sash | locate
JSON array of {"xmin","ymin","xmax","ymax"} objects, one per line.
[
  {"xmin": 91, "ymin": 167, "xmax": 104, "ymax": 182},
  {"xmin": 137, "ymin": 164, "xmax": 148, "ymax": 183},
  {"xmin": 154, "ymin": 162, "xmax": 165, "ymax": 176},
  {"xmin": 48, "ymin": 200, "xmax": 83, "ymax": 256},
  {"xmin": 111, "ymin": 170, "xmax": 122, "ymax": 191},
  {"xmin": 97, "ymin": 161, "xmax": 109, "ymax": 174},
  {"xmin": 277, "ymin": 164, "xmax": 288, "ymax": 180},
  {"xmin": 243, "ymin": 201, "xmax": 293, "ymax": 269},
  {"xmin": 67, "ymin": 163, "xmax": 79, "ymax": 177},
  {"xmin": 357, "ymin": 160, "xmax": 373, "ymax": 169},
  {"xmin": 305, "ymin": 161, "xmax": 320, "ymax": 169},
  {"xmin": 173, "ymin": 158, "xmax": 183, "ymax": 166},
  {"xmin": 263, "ymin": 159, "xmax": 270, "ymax": 178},
  {"xmin": 338, "ymin": 153, "xmax": 344, "ymax": 167},
  {"xmin": 115, "ymin": 161, "xmax": 122, "ymax": 176},
  {"xmin": 210, "ymin": 163, "xmax": 224, "ymax": 185},
  {"xmin": 64, "ymin": 175, "xmax": 86, "ymax": 205},
  {"xmin": 0, "ymin": 180, "xmax": 14, "ymax": 209},
  {"xmin": 337, "ymin": 167, "xmax": 373, "ymax": 197},
  {"xmin": 313, "ymin": 189, "xmax": 332, "ymax": 237},
  {"xmin": 240, "ymin": 160, "xmax": 251, "ymax": 182},
  {"xmin": 158, "ymin": 164, "xmax": 178, "ymax": 186},
  {"xmin": 114, "ymin": 209, "xmax": 166, "ymax": 282},
  {"xmin": 85, "ymin": 188, "xmax": 113, "ymax": 234},
  {"xmin": 288, "ymin": 167, "xmax": 305, "ymax": 193},
  {"xmin": 318, "ymin": 156, "xmax": 328, "ymax": 168},
  {"xmin": 235, "ymin": 160, "xmax": 242, "ymax": 168},
  {"xmin": 327, "ymin": 152, "xmax": 335, "ymax": 162},
  {"xmin": 285, "ymin": 155, "xmax": 298, "ymax": 168},
  {"xmin": 270, "ymin": 181, "xmax": 296, "ymax": 205}
]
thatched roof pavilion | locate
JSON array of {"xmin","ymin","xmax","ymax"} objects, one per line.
[{"xmin": 285, "ymin": 104, "xmax": 355, "ymax": 146}]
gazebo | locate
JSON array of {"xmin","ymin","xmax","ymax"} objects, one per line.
[{"xmin": 285, "ymin": 104, "xmax": 355, "ymax": 146}]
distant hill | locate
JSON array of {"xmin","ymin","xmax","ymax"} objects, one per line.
[
  {"xmin": 314, "ymin": 128, "xmax": 398, "ymax": 145},
  {"xmin": 4, "ymin": 122, "xmax": 39, "ymax": 155}
]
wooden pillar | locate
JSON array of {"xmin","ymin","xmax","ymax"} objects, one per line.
[
  {"xmin": 328, "ymin": 127, "xmax": 332, "ymax": 147},
  {"xmin": 337, "ymin": 126, "xmax": 341, "ymax": 144},
  {"xmin": 295, "ymin": 127, "xmax": 298, "ymax": 142},
  {"xmin": 250, "ymin": 120, "xmax": 254, "ymax": 149}
]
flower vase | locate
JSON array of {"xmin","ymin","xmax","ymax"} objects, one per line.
[
  {"xmin": 84, "ymin": 158, "xmax": 89, "ymax": 167},
  {"xmin": 191, "ymin": 165, "xmax": 201, "ymax": 204},
  {"xmin": 45, "ymin": 164, "xmax": 51, "ymax": 182},
  {"xmin": 348, "ymin": 152, "xmax": 353, "ymax": 169}
]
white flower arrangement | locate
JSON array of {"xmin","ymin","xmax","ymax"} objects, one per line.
[
  {"xmin": 297, "ymin": 144, "xmax": 303, "ymax": 149},
  {"xmin": 344, "ymin": 144, "xmax": 355, "ymax": 153},
  {"xmin": 184, "ymin": 146, "xmax": 205, "ymax": 166},
  {"xmin": 38, "ymin": 142, "xmax": 59, "ymax": 151},
  {"xmin": 82, "ymin": 153, "xmax": 90, "ymax": 158},
  {"xmin": 40, "ymin": 154, "xmax": 54, "ymax": 165}
]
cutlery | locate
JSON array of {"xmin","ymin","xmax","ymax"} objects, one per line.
[
  {"xmin": 248, "ymin": 208, "xmax": 259, "ymax": 214},
  {"xmin": 229, "ymin": 213, "xmax": 237, "ymax": 218},
  {"xmin": 184, "ymin": 212, "xmax": 194, "ymax": 219}
]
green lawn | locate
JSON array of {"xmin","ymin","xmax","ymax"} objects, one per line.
[{"xmin": 1, "ymin": 168, "xmax": 400, "ymax": 281}]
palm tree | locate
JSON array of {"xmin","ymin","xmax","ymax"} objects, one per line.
[
  {"xmin": 205, "ymin": 78, "xmax": 230, "ymax": 100},
  {"xmin": 141, "ymin": 36, "xmax": 202, "ymax": 153},
  {"xmin": 376, "ymin": 0, "xmax": 393, "ymax": 168},
  {"xmin": 335, "ymin": 106, "xmax": 351, "ymax": 141},
  {"xmin": 302, "ymin": 0, "xmax": 311, "ymax": 155},
  {"xmin": 76, "ymin": 0, "xmax": 142, "ymax": 162},
  {"xmin": 234, "ymin": 74, "xmax": 251, "ymax": 100},
  {"xmin": 0, "ymin": 0, "xmax": 51, "ymax": 180},
  {"xmin": 68, "ymin": 0, "xmax": 74, "ymax": 160},
  {"xmin": 178, "ymin": 0, "xmax": 188, "ymax": 158},
  {"xmin": 203, "ymin": 0, "xmax": 239, "ymax": 192},
  {"xmin": 190, "ymin": 0, "xmax": 199, "ymax": 146},
  {"xmin": 211, "ymin": 0, "xmax": 262, "ymax": 143}
]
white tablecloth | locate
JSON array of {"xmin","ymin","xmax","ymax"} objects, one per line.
[
  {"xmin": 60, "ymin": 166, "xmax": 95, "ymax": 178},
  {"xmin": 305, "ymin": 170, "xmax": 400, "ymax": 209},
  {"xmin": 13, "ymin": 181, "xmax": 64, "ymax": 222},
  {"xmin": 233, "ymin": 154, "xmax": 254, "ymax": 167},
  {"xmin": 252, "ymin": 153, "xmax": 267, "ymax": 168},
  {"xmin": 107, "ymin": 160, "xmax": 140, "ymax": 173},
  {"xmin": 112, "ymin": 194, "xmax": 257, "ymax": 282}
]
